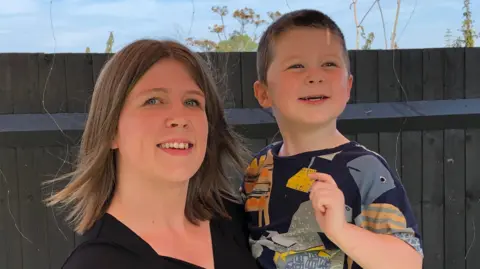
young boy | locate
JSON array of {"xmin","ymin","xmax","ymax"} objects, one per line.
[{"xmin": 240, "ymin": 9, "xmax": 423, "ymax": 269}]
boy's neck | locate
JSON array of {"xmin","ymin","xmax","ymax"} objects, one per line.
[{"xmin": 278, "ymin": 119, "xmax": 350, "ymax": 157}]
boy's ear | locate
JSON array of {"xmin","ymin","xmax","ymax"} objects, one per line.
[
  {"xmin": 253, "ymin": 80, "xmax": 272, "ymax": 108},
  {"xmin": 346, "ymin": 74, "xmax": 353, "ymax": 102}
]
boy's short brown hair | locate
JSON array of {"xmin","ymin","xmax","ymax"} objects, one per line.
[{"xmin": 257, "ymin": 9, "xmax": 349, "ymax": 84}]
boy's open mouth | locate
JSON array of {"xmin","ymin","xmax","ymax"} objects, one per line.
[{"xmin": 298, "ymin": 95, "xmax": 329, "ymax": 101}]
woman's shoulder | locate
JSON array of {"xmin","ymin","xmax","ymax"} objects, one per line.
[
  {"xmin": 62, "ymin": 240, "xmax": 137, "ymax": 269},
  {"xmin": 220, "ymin": 197, "xmax": 247, "ymax": 223},
  {"xmin": 61, "ymin": 213, "xmax": 146, "ymax": 269},
  {"xmin": 213, "ymin": 197, "xmax": 250, "ymax": 242}
]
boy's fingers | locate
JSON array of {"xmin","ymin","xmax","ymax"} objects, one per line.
[
  {"xmin": 310, "ymin": 181, "xmax": 336, "ymax": 192},
  {"xmin": 308, "ymin": 173, "xmax": 337, "ymax": 186},
  {"xmin": 310, "ymin": 195, "xmax": 327, "ymax": 213}
]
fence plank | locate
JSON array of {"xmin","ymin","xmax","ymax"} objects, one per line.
[
  {"xmin": 422, "ymin": 48, "xmax": 446, "ymax": 269},
  {"xmin": 355, "ymin": 50, "xmax": 378, "ymax": 103},
  {"xmin": 0, "ymin": 55, "xmax": 13, "ymax": 114},
  {"xmin": 214, "ymin": 52, "xmax": 243, "ymax": 108},
  {"xmin": 465, "ymin": 48, "xmax": 480, "ymax": 98},
  {"xmin": 465, "ymin": 129, "xmax": 480, "ymax": 269},
  {"xmin": 378, "ymin": 50, "xmax": 402, "ymax": 102},
  {"xmin": 0, "ymin": 148, "xmax": 23, "ymax": 269},
  {"xmin": 400, "ymin": 49, "xmax": 423, "ymax": 234},
  {"xmin": 92, "ymin": 54, "xmax": 110, "ymax": 85},
  {"xmin": 422, "ymin": 130, "xmax": 445, "ymax": 269},
  {"xmin": 444, "ymin": 129, "xmax": 466, "ymax": 269},
  {"xmin": 42, "ymin": 146, "xmax": 76, "ymax": 269},
  {"xmin": 240, "ymin": 52, "xmax": 258, "ymax": 108},
  {"xmin": 401, "ymin": 49, "xmax": 423, "ymax": 101},
  {"xmin": 377, "ymin": 50, "xmax": 401, "ymax": 176},
  {"xmin": 0, "ymin": 53, "xmax": 40, "ymax": 114},
  {"xmin": 423, "ymin": 49, "xmax": 444, "ymax": 100},
  {"xmin": 8, "ymin": 54, "xmax": 41, "ymax": 114},
  {"xmin": 65, "ymin": 54, "xmax": 94, "ymax": 113},
  {"xmin": 465, "ymin": 48, "xmax": 480, "ymax": 269},
  {"xmin": 401, "ymin": 131, "xmax": 422, "ymax": 226},
  {"xmin": 38, "ymin": 54, "xmax": 68, "ymax": 114},
  {"xmin": 355, "ymin": 50, "xmax": 378, "ymax": 152},
  {"xmin": 16, "ymin": 148, "xmax": 50, "ymax": 269},
  {"xmin": 199, "ymin": 52, "xmax": 242, "ymax": 108},
  {"xmin": 444, "ymin": 48, "xmax": 465, "ymax": 99},
  {"xmin": 444, "ymin": 48, "xmax": 466, "ymax": 269}
]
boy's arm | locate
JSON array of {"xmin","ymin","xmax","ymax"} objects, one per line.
[
  {"xmin": 331, "ymin": 220, "xmax": 422, "ymax": 269},
  {"xmin": 309, "ymin": 154, "xmax": 423, "ymax": 269},
  {"xmin": 335, "ymin": 155, "xmax": 423, "ymax": 269}
]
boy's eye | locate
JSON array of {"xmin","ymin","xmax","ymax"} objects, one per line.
[
  {"xmin": 185, "ymin": 99, "xmax": 200, "ymax": 107},
  {"xmin": 288, "ymin": 64, "xmax": 304, "ymax": 69},
  {"xmin": 324, "ymin": 62, "xmax": 337, "ymax": 67}
]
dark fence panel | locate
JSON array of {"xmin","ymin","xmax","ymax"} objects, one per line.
[{"xmin": 1, "ymin": 48, "xmax": 480, "ymax": 269}]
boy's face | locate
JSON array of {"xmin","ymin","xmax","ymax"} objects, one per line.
[{"xmin": 254, "ymin": 27, "xmax": 353, "ymax": 130}]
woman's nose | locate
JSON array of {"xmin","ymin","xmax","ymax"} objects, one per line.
[{"xmin": 165, "ymin": 117, "xmax": 189, "ymax": 129}]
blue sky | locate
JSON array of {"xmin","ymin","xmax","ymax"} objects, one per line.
[{"xmin": 0, "ymin": 0, "xmax": 478, "ymax": 53}]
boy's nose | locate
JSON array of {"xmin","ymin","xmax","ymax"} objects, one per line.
[
  {"xmin": 306, "ymin": 69, "xmax": 325, "ymax": 84},
  {"xmin": 308, "ymin": 79, "xmax": 324, "ymax": 84}
]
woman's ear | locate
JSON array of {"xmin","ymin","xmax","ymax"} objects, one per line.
[
  {"xmin": 111, "ymin": 136, "xmax": 118, "ymax": 150},
  {"xmin": 253, "ymin": 80, "xmax": 272, "ymax": 108}
]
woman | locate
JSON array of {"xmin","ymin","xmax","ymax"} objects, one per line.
[{"xmin": 45, "ymin": 39, "xmax": 259, "ymax": 269}]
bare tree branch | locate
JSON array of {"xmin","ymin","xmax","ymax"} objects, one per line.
[
  {"xmin": 376, "ymin": 0, "xmax": 388, "ymax": 49},
  {"xmin": 391, "ymin": 0, "xmax": 401, "ymax": 49},
  {"xmin": 358, "ymin": 0, "xmax": 378, "ymax": 26},
  {"xmin": 351, "ymin": 0, "xmax": 360, "ymax": 49}
]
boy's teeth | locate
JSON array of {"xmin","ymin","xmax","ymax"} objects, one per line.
[
  {"xmin": 301, "ymin": 96, "xmax": 326, "ymax": 100},
  {"xmin": 159, "ymin": 142, "xmax": 191, "ymax": 149}
]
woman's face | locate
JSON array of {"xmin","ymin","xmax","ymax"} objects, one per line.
[{"xmin": 112, "ymin": 58, "xmax": 208, "ymax": 185}]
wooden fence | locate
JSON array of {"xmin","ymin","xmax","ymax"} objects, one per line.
[{"xmin": 0, "ymin": 48, "xmax": 480, "ymax": 269}]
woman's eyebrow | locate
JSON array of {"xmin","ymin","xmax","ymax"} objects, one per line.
[{"xmin": 135, "ymin": 87, "xmax": 204, "ymax": 98}]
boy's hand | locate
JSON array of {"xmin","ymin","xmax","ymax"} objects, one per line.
[{"xmin": 309, "ymin": 173, "xmax": 347, "ymax": 241}]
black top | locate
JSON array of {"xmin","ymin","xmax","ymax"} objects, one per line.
[{"xmin": 62, "ymin": 200, "xmax": 260, "ymax": 269}]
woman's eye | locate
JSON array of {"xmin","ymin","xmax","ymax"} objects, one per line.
[
  {"xmin": 185, "ymin": 99, "xmax": 200, "ymax": 107},
  {"xmin": 288, "ymin": 64, "xmax": 304, "ymax": 69},
  {"xmin": 144, "ymin": 97, "xmax": 161, "ymax": 105}
]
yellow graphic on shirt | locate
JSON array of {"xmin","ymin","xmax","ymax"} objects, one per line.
[
  {"xmin": 286, "ymin": 167, "xmax": 317, "ymax": 193},
  {"xmin": 243, "ymin": 150, "xmax": 274, "ymax": 227},
  {"xmin": 274, "ymin": 246, "xmax": 331, "ymax": 262},
  {"xmin": 273, "ymin": 246, "xmax": 345, "ymax": 269}
]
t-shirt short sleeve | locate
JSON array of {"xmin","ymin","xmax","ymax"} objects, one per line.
[
  {"xmin": 347, "ymin": 153, "xmax": 423, "ymax": 256},
  {"xmin": 62, "ymin": 242, "xmax": 136, "ymax": 269}
]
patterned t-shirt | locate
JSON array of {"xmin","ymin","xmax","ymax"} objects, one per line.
[{"xmin": 240, "ymin": 141, "xmax": 423, "ymax": 269}]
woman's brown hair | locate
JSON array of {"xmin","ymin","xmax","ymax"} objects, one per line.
[{"xmin": 44, "ymin": 39, "xmax": 250, "ymax": 234}]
